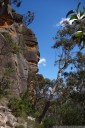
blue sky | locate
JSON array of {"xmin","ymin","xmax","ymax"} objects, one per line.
[{"xmin": 15, "ymin": 0, "xmax": 85, "ymax": 80}]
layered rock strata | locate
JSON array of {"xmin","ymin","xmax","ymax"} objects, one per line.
[{"xmin": 0, "ymin": 12, "xmax": 40, "ymax": 96}]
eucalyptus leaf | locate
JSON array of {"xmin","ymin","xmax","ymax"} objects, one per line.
[
  {"xmin": 80, "ymin": 11, "xmax": 84, "ymax": 17},
  {"xmin": 66, "ymin": 10, "xmax": 75, "ymax": 18},
  {"xmin": 83, "ymin": 7, "xmax": 85, "ymax": 13},
  {"xmin": 74, "ymin": 31, "xmax": 83, "ymax": 38},
  {"xmin": 70, "ymin": 14, "xmax": 78, "ymax": 20},
  {"xmin": 76, "ymin": 2, "xmax": 81, "ymax": 13}
]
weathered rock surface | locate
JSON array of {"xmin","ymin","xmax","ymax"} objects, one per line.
[
  {"xmin": 0, "ymin": 12, "xmax": 40, "ymax": 96},
  {"xmin": 0, "ymin": 104, "xmax": 43, "ymax": 128},
  {"xmin": 0, "ymin": 105, "xmax": 29, "ymax": 128},
  {"xmin": 0, "ymin": 105, "xmax": 17, "ymax": 127},
  {"xmin": 0, "ymin": 5, "xmax": 40, "ymax": 128}
]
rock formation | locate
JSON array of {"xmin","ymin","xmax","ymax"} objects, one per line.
[
  {"xmin": 0, "ymin": 10, "xmax": 40, "ymax": 97},
  {"xmin": 0, "ymin": 3, "xmax": 41, "ymax": 127},
  {"xmin": 0, "ymin": 105, "xmax": 18, "ymax": 128}
]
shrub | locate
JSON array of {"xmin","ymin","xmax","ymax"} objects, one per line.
[
  {"xmin": 4, "ymin": 67, "xmax": 15, "ymax": 76},
  {"xmin": 3, "ymin": 32, "xmax": 21, "ymax": 54},
  {"xmin": 8, "ymin": 92, "xmax": 35, "ymax": 118},
  {"xmin": 27, "ymin": 120, "xmax": 45, "ymax": 128},
  {"xmin": 16, "ymin": 125, "xmax": 24, "ymax": 128},
  {"xmin": 0, "ymin": 77, "xmax": 11, "ymax": 98},
  {"xmin": 60, "ymin": 103, "xmax": 85, "ymax": 125},
  {"xmin": 43, "ymin": 117, "xmax": 56, "ymax": 128}
]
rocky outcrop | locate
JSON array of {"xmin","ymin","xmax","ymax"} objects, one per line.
[
  {"xmin": 0, "ymin": 105, "xmax": 30, "ymax": 128},
  {"xmin": 0, "ymin": 105, "xmax": 43, "ymax": 128},
  {"xmin": 22, "ymin": 26, "xmax": 40, "ymax": 73},
  {"xmin": 0, "ymin": 105, "xmax": 18, "ymax": 127},
  {"xmin": 0, "ymin": 12, "xmax": 40, "ymax": 96},
  {"xmin": 0, "ymin": 3, "xmax": 41, "ymax": 128}
]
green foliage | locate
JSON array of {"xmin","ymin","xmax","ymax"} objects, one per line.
[
  {"xmin": 66, "ymin": 2, "xmax": 82, "ymax": 19},
  {"xmin": 45, "ymin": 102, "xmax": 85, "ymax": 126},
  {"xmin": 66, "ymin": 2, "xmax": 85, "ymax": 20},
  {"xmin": 16, "ymin": 125, "xmax": 24, "ymax": 128},
  {"xmin": 76, "ymin": 2, "xmax": 81, "ymax": 13},
  {"xmin": 43, "ymin": 117, "xmax": 56, "ymax": 128},
  {"xmin": 3, "ymin": 33, "xmax": 21, "ymax": 54},
  {"xmin": 9, "ymin": 98, "xmax": 26, "ymax": 117},
  {"xmin": 4, "ymin": 67, "xmax": 15, "ymax": 76},
  {"xmin": 52, "ymin": 3, "xmax": 85, "ymax": 127},
  {"xmin": 66, "ymin": 2, "xmax": 85, "ymax": 47},
  {"xmin": 66, "ymin": 10, "xmax": 75, "ymax": 18},
  {"xmin": 8, "ymin": 92, "xmax": 35, "ymax": 118},
  {"xmin": 74, "ymin": 31, "xmax": 83, "ymax": 38},
  {"xmin": 27, "ymin": 120, "xmax": 45, "ymax": 128},
  {"xmin": 59, "ymin": 102, "xmax": 85, "ymax": 125},
  {"xmin": 30, "ymin": 74, "xmax": 51, "ymax": 90},
  {"xmin": 0, "ymin": 78, "xmax": 11, "ymax": 98}
]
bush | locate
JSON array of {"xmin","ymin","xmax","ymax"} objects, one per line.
[
  {"xmin": 4, "ymin": 67, "xmax": 15, "ymax": 76},
  {"xmin": 8, "ymin": 92, "xmax": 35, "ymax": 118},
  {"xmin": 0, "ymin": 77, "xmax": 11, "ymax": 98},
  {"xmin": 27, "ymin": 120, "xmax": 45, "ymax": 128},
  {"xmin": 3, "ymin": 33, "xmax": 21, "ymax": 54},
  {"xmin": 43, "ymin": 117, "xmax": 56, "ymax": 128},
  {"xmin": 59, "ymin": 102, "xmax": 85, "ymax": 125},
  {"xmin": 15, "ymin": 125, "xmax": 25, "ymax": 128}
]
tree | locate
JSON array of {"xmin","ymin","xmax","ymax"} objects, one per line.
[
  {"xmin": 0, "ymin": 0, "xmax": 34, "ymax": 26},
  {"xmin": 66, "ymin": 2, "xmax": 85, "ymax": 48},
  {"xmin": 27, "ymin": 72, "xmax": 57, "ymax": 124},
  {"xmin": 50, "ymin": 2, "xmax": 85, "ymax": 125},
  {"xmin": 53, "ymin": 2, "xmax": 85, "ymax": 81}
]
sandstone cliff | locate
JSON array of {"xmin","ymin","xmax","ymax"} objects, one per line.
[{"xmin": 0, "ymin": 11, "xmax": 40, "ymax": 97}]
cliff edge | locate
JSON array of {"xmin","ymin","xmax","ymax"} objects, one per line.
[{"xmin": 0, "ymin": 10, "xmax": 40, "ymax": 97}]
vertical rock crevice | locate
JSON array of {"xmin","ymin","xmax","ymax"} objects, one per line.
[{"xmin": 0, "ymin": 11, "xmax": 40, "ymax": 97}]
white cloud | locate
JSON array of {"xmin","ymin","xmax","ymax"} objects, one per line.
[{"xmin": 38, "ymin": 58, "xmax": 46, "ymax": 67}]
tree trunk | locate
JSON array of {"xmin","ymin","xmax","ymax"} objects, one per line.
[{"xmin": 37, "ymin": 100, "xmax": 51, "ymax": 123}]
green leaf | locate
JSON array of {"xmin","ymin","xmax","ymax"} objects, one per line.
[
  {"xmin": 70, "ymin": 14, "xmax": 78, "ymax": 20},
  {"xmin": 74, "ymin": 31, "xmax": 83, "ymax": 38},
  {"xmin": 76, "ymin": 2, "xmax": 81, "ymax": 13},
  {"xmin": 83, "ymin": 32, "xmax": 85, "ymax": 36},
  {"xmin": 83, "ymin": 7, "xmax": 85, "ymax": 13},
  {"xmin": 66, "ymin": 10, "xmax": 75, "ymax": 18},
  {"xmin": 80, "ymin": 11, "xmax": 84, "ymax": 17}
]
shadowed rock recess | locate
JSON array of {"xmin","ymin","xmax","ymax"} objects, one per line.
[{"xmin": 0, "ymin": 10, "xmax": 40, "ymax": 97}]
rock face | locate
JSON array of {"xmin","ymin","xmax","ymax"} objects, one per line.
[
  {"xmin": 0, "ymin": 105, "xmax": 17, "ymax": 128},
  {"xmin": 22, "ymin": 26, "xmax": 40, "ymax": 73},
  {"xmin": 0, "ymin": 105, "xmax": 42, "ymax": 128},
  {"xmin": 0, "ymin": 105, "xmax": 28, "ymax": 128},
  {"xmin": 0, "ymin": 12, "xmax": 40, "ymax": 96}
]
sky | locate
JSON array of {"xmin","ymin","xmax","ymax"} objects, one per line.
[{"xmin": 15, "ymin": 0, "xmax": 85, "ymax": 80}]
